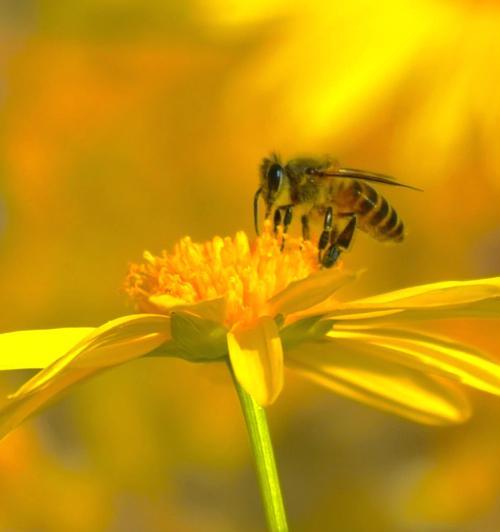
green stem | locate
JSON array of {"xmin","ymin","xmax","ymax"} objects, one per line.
[{"xmin": 231, "ymin": 367, "xmax": 289, "ymax": 532}]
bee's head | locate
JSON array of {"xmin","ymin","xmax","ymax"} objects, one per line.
[{"xmin": 254, "ymin": 154, "xmax": 290, "ymax": 234}]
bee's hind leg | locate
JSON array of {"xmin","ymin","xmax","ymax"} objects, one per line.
[{"xmin": 322, "ymin": 215, "xmax": 357, "ymax": 268}]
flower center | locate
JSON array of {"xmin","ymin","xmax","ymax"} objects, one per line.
[{"xmin": 125, "ymin": 226, "xmax": 321, "ymax": 325}]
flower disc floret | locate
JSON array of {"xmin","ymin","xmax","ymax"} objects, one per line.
[{"xmin": 125, "ymin": 228, "xmax": 320, "ymax": 325}]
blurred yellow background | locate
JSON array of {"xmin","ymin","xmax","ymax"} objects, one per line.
[{"xmin": 1, "ymin": 0, "xmax": 500, "ymax": 530}]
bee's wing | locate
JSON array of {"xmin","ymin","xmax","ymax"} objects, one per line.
[{"xmin": 320, "ymin": 167, "xmax": 422, "ymax": 191}]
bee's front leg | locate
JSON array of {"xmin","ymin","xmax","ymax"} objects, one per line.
[
  {"xmin": 280, "ymin": 206, "xmax": 293, "ymax": 251},
  {"xmin": 273, "ymin": 208, "xmax": 282, "ymax": 236},
  {"xmin": 322, "ymin": 215, "xmax": 357, "ymax": 268},
  {"xmin": 301, "ymin": 214, "xmax": 310, "ymax": 241}
]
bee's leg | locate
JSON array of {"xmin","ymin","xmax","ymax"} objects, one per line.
[
  {"xmin": 318, "ymin": 207, "xmax": 333, "ymax": 263},
  {"xmin": 280, "ymin": 206, "xmax": 293, "ymax": 251},
  {"xmin": 301, "ymin": 214, "xmax": 311, "ymax": 241},
  {"xmin": 336, "ymin": 215, "xmax": 357, "ymax": 250},
  {"xmin": 322, "ymin": 215, "xmax": 357, "ymax": 268},
  {"xmin": 273, "ymin": 208, "xmax": 282, "ymax": 236}
]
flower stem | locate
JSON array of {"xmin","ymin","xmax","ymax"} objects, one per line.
[{"xmin": 231, "ymin": 367, "xmax": 289, "ymax": 532}]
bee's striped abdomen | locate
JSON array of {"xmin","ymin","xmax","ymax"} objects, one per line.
[{"xmin": 339, "ymin": 180, "xmax": 405, "ymax": 243}]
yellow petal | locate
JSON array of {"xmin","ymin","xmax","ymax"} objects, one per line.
[
  {"xmin": 13, "ymin": 314, "xmax": 171, "ymax": 397},
  {"xmin": 328, "ymin": 328, "xmax": 500, "ymax": 396},
  {"xmin": 149, "ymin": 294, "xmax": 188, "ymax": 309},
  {"xmin": 346, "ymin": 277, "xmax": 500, "ymax": 310},
  {"xmin": 268, "ymin": 268, "xmax": 356, "ymax": 317},
  {"xmin": 0, "ymin": 367, "xmax": 98, "ymax": 440},
  {"xmin": 287, "ymin": 340, "xmax": 471, "ymax": 425},
  {"xmin": 0, "ymin": 328, "xmax": 94, "ymax": 370},
  {"xmin": 326, "ymin": 277, "xmax": 500, "ymax": 323},
  {"xmin": 227, "ymin": 316, "xmax": 283, "ymax": 406},
  {"xmin": 331, "ymin": 299, "xmax": 500, "ymax": 323},
  {"xmin": 0, "ymin": 315, "xmax": 171, "ymax": 439}
]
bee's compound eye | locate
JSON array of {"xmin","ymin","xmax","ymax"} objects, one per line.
[{"xmin": 267, "ymin": 163, "xmax": 283, "ymax": 194}]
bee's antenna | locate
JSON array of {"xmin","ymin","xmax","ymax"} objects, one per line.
[{"xmin": 254, "ymin": 188, "xmax": 262, "ymax": 235}]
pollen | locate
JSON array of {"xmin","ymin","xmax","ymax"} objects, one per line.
[{"xmin": 124, "ymin": 225, "xmax": 322, "ymax": 325}]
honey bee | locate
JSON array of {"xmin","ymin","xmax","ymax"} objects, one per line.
[{"xmin": 254, "ymin": 153, "xmax": 421, "ymax": 268}]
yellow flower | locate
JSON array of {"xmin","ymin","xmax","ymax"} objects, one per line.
[{"xmin": 1, "ymin": 228, "xmax": 500, "ymax": 439}]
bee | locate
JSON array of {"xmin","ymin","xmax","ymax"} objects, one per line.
[{"xmin": 254, "ymin": 153, "xmax": 421, "ymax": 268}]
